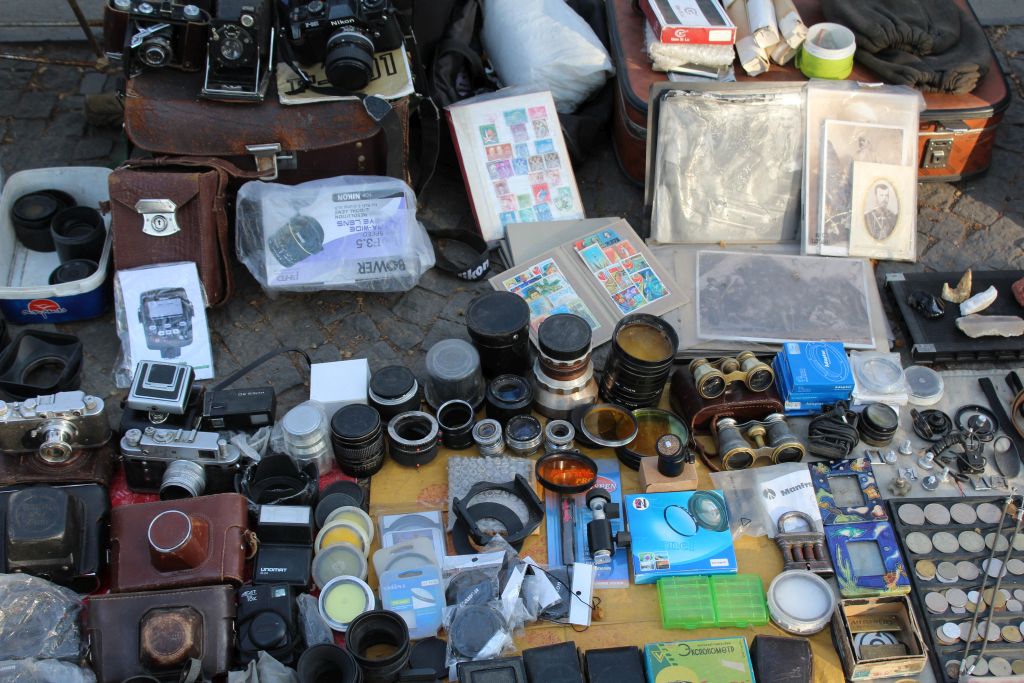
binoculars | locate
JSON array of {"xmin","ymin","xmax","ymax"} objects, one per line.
[
  {"xmin": 713, "ymin": 414, "xmax": 805, "ymax": 470},
  {"xmin": 689, "ymin": 352, "xmax": 775, "ymax": 400}
]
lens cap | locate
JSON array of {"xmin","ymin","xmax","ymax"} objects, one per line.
[
  {"xmin": 49, "ymin": 259, "xmax": 99, "ymax": 285},
  {"xmin": 250, "ymin": 611, "xmax": 289, "ymax": 650}
]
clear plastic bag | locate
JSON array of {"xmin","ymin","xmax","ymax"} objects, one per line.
[
  {"xmin": 644, "ymin": 23, "xmax": 735, "ymax": 72},
  {"xmin": 711, "ymin": 462, "xmax": 822, "ymax": 539},
  {"xmin": 0, "ymin": 660, "xmax": 96, "ymax": 683},
  {"xmin": 271, "ymin": 400, "xmax": 335, "ymax": 476},
  {"xmin": 236, "ymin": 175, "xmax": 435, "ymax": 293},
  {"xmin": 0, "ymin": 575, "xmax": 83, "ymax": 661},
  {"xmin": 228, "ymin": 651, "xmax": 300, "ymax": 683},
  {"xmin": 297, "ymin": 593, "xmax": 334, "ymax": 648}
]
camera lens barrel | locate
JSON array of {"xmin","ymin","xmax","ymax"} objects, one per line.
[
  {"xmin": 466, "ymin": 291, "xmax": 532, "ymax": 378},
  {"xmin": 544, "ymin": 419, "xmax": 576, "ymax": 452},
  {"xmin": 387, "ymin": 411, "xmax": 440, "ymax": 467},
  {"xmin": 345, "ymin": 610, "xmax": 412, "ymax": 683},
  {"xmin": 472, "ymin": 419, "xmax": 505, "ymax": 457},
  {"xmin": 160, "ymin": 459, "xmax": 207, "ymax": 500},
  {"xmin": 484, "ymin": 374, "xmax": 534, "ymax": 425},
  {"xmin": 600, "ymin": 314, "xmax": 678, "ymax": 409},
  {"xmin": 323, "ymin": 30, "xmax": 376, "ymax": 91},
  {"xmin": 268, "ymin": 215, "xmax": 325, "ymax": 268},
  {"xmin": 282, "ymin": 403, "xmax": 334, "ymax": 476},
  {"xmin": 298, "ymin": 643, "xmax": 364, "ymax": 683},
  {"xmin": 424, "ymin": 339, "xmax": 484, "ymax": 411},
  {"xmin": 331, "ymin": 404, "xmax": 387, "ymax": 478},
  {"xmin": 51, "ymin": 206, "xmax": 106, "ymax": 264},
  {"xmin": 12, "ymin": 190, "xmax": 74, "ymax": 252},
  {"xmin": 504, "ymin": 414, "xmax": 543, "ymax": 457},
  {"xmin": 532, "ymin": 314, "xmax": 599, "ymax": 420},
  {"xmin": 368, "ymin": 366, "xmax": 420, "ymax": 422},
  {"xmin": 437, "ymin": 399, "xmax": 476, "ymax": 450},
  {"xmin": 49, "ymin": 259, "xmax": 99, "ymax": 285},
  {"xmin": 858, "ymin": 403, "xmax": 899, "ymax": 447}
]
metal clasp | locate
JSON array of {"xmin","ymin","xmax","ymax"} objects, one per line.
[
  {"xmin": 135, "ymin": 199, "xmax": 180, "ymax": 237},
  {"xmin": 246, "ymin": 143, "xmax": 296, "ymax": 181}
]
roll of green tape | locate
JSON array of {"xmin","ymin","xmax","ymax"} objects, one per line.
[{"xmin": 796, "ymin": 23, "xmax": 856, "ymax": 80}]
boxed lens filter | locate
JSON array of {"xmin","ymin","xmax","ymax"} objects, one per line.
[
  {"xmin": 777, "ymin": 341, "xmax": 854, "ymax": 394},
  {"xmin": 624, "ymin": 491, "xmax": 737, "ymax": 584},
  {"xmin": 644, "ymin": 638, "xmax": 754, "ymax": 683}
]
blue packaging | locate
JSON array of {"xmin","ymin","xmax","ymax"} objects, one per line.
[
  {"xmin": 624, "ymin": 491, "xmax": 737, "ymax": 585},
  {"xmin": 777, "ymin": 341, "xmax": 854, "ymax": 394},
  {"xmin": 774, "ymin": 357, "xmax": 851, "ymax": 415}
]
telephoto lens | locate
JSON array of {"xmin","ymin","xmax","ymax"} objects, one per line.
[
  {"xmin": 600, "ymin": 314, "xmax": 678, "ymax": 409},
  {"xmin": 504, "ymin": 414, "xmax": 543, "ymax": 457},
  {"xmin": 331, "ymin": 404, "xmax": 387, "ymax": 478},
  {"xmin": 387, "ymin": 411, "xmax": 440, "ymax": 467},
  {"xmin": 466, "ymin": 291, "xmax": 532, "ymax": 378},
  {"xmin": 472, "ymin": 419, "xmax": 505, "ymax": 457},
  {"xmin": 368, "ymin": 366, "xmax": 420, "ymax": 422},
  {"xmin": 51, "ymin": 206, "xmax": 106, "ymax": 264},
  {"xmin": 424, "ymin": 339, "xmax": 485, "ymax": 411},
  {"xmin": 436, "ymin": 399, "xmax": 476, "ymax": 450},
  {"xmin": 532, "ymin": 313, "xmax": 599, "ymax": 420},
  {"xmin": 484, "ymin": 374, "xmax": 534, "ymax": 425}
]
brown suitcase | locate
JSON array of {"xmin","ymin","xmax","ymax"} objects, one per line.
[
  {"xmin": 608, "ymin": 0, "xmax": 1011, "ymax": 185},
  {"xmin": 123, "ymin": 69, "xmax": 410, "ymax": 184},
  {"xmin": 87, "ymin": 585, "xmax": 236, "ymax": 683},
  {"xmin": 109, "ymin": 492, "xmax": 252, "ymax": 593}
]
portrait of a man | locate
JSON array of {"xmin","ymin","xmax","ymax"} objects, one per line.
[{"xmin": 862, "ymin": 180, "xmax": 899, "ymax": 240}]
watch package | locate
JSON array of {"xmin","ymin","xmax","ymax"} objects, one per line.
[{"xmin": 623, "ymin": 491, "xmax": 737, "ymax": 584}]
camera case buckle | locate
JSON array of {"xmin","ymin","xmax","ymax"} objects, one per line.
[
  {"xmin": 135, "ymin": 198, "xmax": 181, "ymax": 237},
  {"xmin": 246, "ymin": 143, "xmax": 296, "ymax": 181}
]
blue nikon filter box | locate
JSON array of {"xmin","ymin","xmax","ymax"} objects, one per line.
[
  {"xmin": 777, "ymin": 341, "xmax": 854, "ymax": 394},
  {"xmin": 624, "ymin": 491, "xmax": 737, "ymax": 585}
]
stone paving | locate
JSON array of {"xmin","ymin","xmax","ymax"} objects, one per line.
[{"xmin": 0, "ymin": 28, "xmax": 1022, "ymax": 421}]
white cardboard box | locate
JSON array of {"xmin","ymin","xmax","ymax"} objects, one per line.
[{"xmin": 310, "ymin": 359, "xmax": 370, "ymax": 416}]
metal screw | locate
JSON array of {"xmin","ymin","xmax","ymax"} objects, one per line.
[
  {"xmin": 918, "ymin": 451, "xmax": 936, "ymax": 470},
  {"xmin": 898, "ymin": 439, "xmax": 913, "ymax": 456}
]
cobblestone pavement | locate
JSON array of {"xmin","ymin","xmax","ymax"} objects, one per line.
[{"xmin": 0, "ymin": 29, "xmax": 1022, "ymax": 420}]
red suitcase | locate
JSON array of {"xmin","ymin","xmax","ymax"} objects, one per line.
[{"xmin": 608, "ymin": 0, "xmax": 1011, "ymax": 185}]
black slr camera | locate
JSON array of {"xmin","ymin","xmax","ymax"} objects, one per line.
[
  {"xmin": 103, "ymin": 0, "xmax": 212, "ymax": 73},
  {"xmin": 237, "ymin": 584, "xmax": 300, "ymax": 663},
  {"xmin": 203, "ymin": 0, "xmax": 274, "ymax": 102},
  {"xmin": 283, "ymin": 0, "xmax": 404, "ymax": 91}
]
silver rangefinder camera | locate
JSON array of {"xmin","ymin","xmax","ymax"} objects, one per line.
[
  {"xmin": 0, "ymin": 391, "xmax": 111, "ymax": 463},
  {"xmin": 121, "ymin": 425, "xmax": 242, "ymax": 498}
]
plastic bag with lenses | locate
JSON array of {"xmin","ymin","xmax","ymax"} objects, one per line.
[{"xmin": 713, "ymin": 414, "xmax": 805, "ymax": 470}]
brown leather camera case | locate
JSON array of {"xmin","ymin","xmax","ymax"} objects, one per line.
[
  {"xmin": 87, "ymin": 585, "xmax": 235, "ymax": 683},
  {"xmin": 670, "ymin": 366, "xmax": 784, "ymax": 434},
  {"xmin": 0, "ymin": 443, "xmax": 114, "ymax": 487},
  {"xmin": 110, "ymin": 492, "xmax": 251, "ymax": 593}
]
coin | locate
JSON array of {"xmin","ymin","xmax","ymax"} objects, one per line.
[
  {"xmin": 951, "ymin": 606, "xmax": 967, "ymax": 615},
  {"xmin": 898, "ymin": 503, "xmax": 925, "ymax": 526},
  {"xmin": 1015, "ymin": 534, "xmax": 1024, "ymax": 551},
  {"xmin": 946, "ymin": 588, "xmax": 969, "ymax": 608},
  {"xmin": 964, "ymin": 655, "xmax": 989, "ymax": 675},
  {"xmin": 905, "ymin": 531, "xmax": 933, "ymax": 555},
  {"xmin": 915, "ymin": 559, "xmax": 937, "ymax": 581},
  {"xmin": 932, "ymin": 531, "xmax": 960, "ymax": 554},
  {"xmin": 926, "ymin": 592, "xmax": 949, "ymax": 614},
  {"xmin": 1003, "ymin": 625, "xmax": 1024, "ymax": 643},
  {"xmin": 985, "ymin": 532, "xmax": 1010, "ymax": 551},
  {"xmin": 990, "ymin": 657, "xmax": 1012, "ymax": 677},
  {"xmin": 958, "ymin": 530, "xmax": 986, "ymax": 553},
  {"xmin": 956, "ymin": 561, "xmax": 981, "ymax": 581},
  {"xmin": 1007, "ymin": 558, "xmax": 1024, "ymax": 576},
  {"xmin": 946, "ymin": 660, "xmax": 962, "ymax": 679},
  {"xmin": 980, "ymin": 620, "xmax": 1001, "ymax": 641},
  {"xmin": 977, "ymin": 502, "xmax": 1003, "ymax": 524},
  {"xmin": 924, "ymin": 503, "xmax": 952, "ymax": 526},
  {"xmin": 936, "ymin": 624, "xmax": 958, "ymax": 645},
  {"xmin": 950, "ymin": 502, "xmax": 978, "ymax": 525},
  {"xmin": 1008, "ymin": 599, "xmax": 1024, "ymax": 613},
  {"xmin": 941, "ymin": 621, "xmax": 961, "ymax": 642},
  {"xmin": 983, "ymin": 587, "xmax": 1008, "ymax": 609},
  {"xmin": 1013, "ymin": 659, "xmax": 1024, "ymax": 675},
  {"xmin": 962, "ymin": 622, "xmax": 981, "ymax": 642},
  {"xmin": 937, "ymin": 561, "xmax": 959, "ymax": 583},
  {"xmin": 1015, "ymin": 589, "xmax": 1024, "ymax": 602},
  {"xmin": 983, "ymin": 557, "xmax": 1006, "ymax": 578}
]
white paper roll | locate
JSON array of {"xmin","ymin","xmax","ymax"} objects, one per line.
[
  {"xmin": 773, "ymin": 0, "xmax": 807, "ymax": 48},
  {"xmin": 727, "ymin": 0, "xmax": 770, "ymax": 76},
  {"xmin": 746, "ymin": 0, "xmax": 780, "ymax": 49}
]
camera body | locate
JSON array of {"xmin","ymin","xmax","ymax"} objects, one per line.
[
  {"xmin": 120, "ymin": 360, "xmax": 205, "ymax": 437},
  {"xmin": 121, "ymin": 426, "xmax": 242, "ymax": 496},
  {"xmin": 0, "ymin": 391, "xmax": 111, "ymax": 464},
  {"xmin": 202, "ymin": 0, "xmax": 274, "ymax": 101},
  {"xmin": 237, "ymin": 584, "xmax": 300, "ymax": 663},
  {"xmin": 283, "ymin": 0, "xmax": 404, "ymax": 91},
  {"xmin": 139, "ymin": 287, "xmax": 195, "ymax": 359},
  {"xmin": 103, "ymin": 0, "xmax": 212, "ymax": 73},
  {"xmin": 0, "ymin": 483, "xmax": 109, "ymax": 593}
]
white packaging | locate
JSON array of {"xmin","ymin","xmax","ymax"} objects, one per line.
[{"xmin": 310, "ymin": 359, "xmax": 370, "ymax": 416}]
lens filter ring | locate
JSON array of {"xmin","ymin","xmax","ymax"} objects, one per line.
[{"xmin": 387, "ymin": 411, "xmax": 439, "ymax": 467}]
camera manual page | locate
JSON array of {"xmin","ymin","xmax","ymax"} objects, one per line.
[{"xmin": 115, "ymin": 262, "xmax": 214, "ymax": 383}]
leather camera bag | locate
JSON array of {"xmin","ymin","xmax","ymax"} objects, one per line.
[
  {"xmin": 0, "ymin": 442, "xmax": 113, "ymax": 487},
  {"xmin": 108, "ymin": 157, "xmax": 261, "ymax": 306}
]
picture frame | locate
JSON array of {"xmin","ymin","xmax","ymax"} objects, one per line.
[
  {"xmin": 826, "ymin": 521, "xmax": 910, "ymax": 598},
  {"xmin": 809, "ymin": 457, "xmax": 887, "ymax": 526}
]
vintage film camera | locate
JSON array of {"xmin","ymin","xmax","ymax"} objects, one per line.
[
  {"xmin": 0, "ymin": 483, "xmax": 109, "ymax": 593},
  {"xmin": 139, "ymin": 287, "xmax": 195, "ymax": 359},
  {"xmin": 120, "ymin": 360, "xmax": 204, "ymax": 436},
  {"xmin": 237, "ymin": 584, "xmax": 301, "ymax": 663},
  {"xmin": 0, "ymin": 390, "xmax": 110, "ymax": 464},
  {"xmin": 202, "ymin": 0, "xmax": 274, "ymax": 102},
  {"xmin": 103, "ymin": 0, "xmax": 213, "ymax": 74},
  {"xmin": 282, "ymin": 0, "xmax": 405, "ymax": 91},
  {"xmin": 121, "ymin": 425, "xmax": 243, "ymax": 498}
]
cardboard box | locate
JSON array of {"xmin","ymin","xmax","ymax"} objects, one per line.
[
  {"xmin": 776, "ymin": 341, "xmax": 855, "ymax": 394},
  {"xmin": 832, "ymin": 595, "xmax": 928, "ymax": 680},
  {"xmin": 644, "ymin": 638, "xmax": 754, "ymax": 683},
  {"xmin": 640, "ymin": 0, "xmax": 736, "ymax": 45},
  {"xmin": 624, "ymin": 491, "xmax": 737, "ymax": 584},
  {"xmin": 310, "ymin": 359, "xmax": 369, "ymax": 416}
]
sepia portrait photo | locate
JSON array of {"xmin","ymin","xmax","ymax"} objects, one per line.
[
  {"xmin": 848, "ymin": 162, "xmax": 916, "ymax": 262},
  {"xmin": 862, "ymin": 180, "xmax": 899, "ymax": 240}
]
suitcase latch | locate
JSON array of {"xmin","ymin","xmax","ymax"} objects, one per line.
[
  {"xmin": 246, "ymin": 143, "xmax": 296, "ymax": 181},
  {"xmin": 134, "ymin": 199, "xmax": 180, "ymax": 237},
  {"xmin": 923, "ymin": 138, "xmax": 954, "ymax": 169}
]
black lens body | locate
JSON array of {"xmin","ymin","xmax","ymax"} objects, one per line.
[
  {"xmin": 466, "ymin": 291, "xmax": 532, "ymax": 378},
  {"xmin": 12, "ymin": 190, "xmax": 75, "ymax": 252},
  {"xmin": 51, "ymin": 206, "xmax": 106, "ymax": 264},
  {"xmin": 484, "ymin": 374, "xmax": 534, "ymax": 426},
  {"xmin": 368, "ymin": 366, "xmax": 420, "ymax": 422},
  {"xmin": 437, "ymin": 400, "xmax": 476, "ymax": 450},
  {"xmin": 858, "ymin": 403, "xmax": 899, "ymax": 446},
  {"xmin": 345, "ymin": 610, "xmax": 412, "ymax": 683},
  {"xmin": 331, "ymin": 404, "xmax": 387, "ymax": 477},
  {"xmin": 600, "ymin": 314, "xmax": 678, "ymax": 409},
  {"xmin": 268, "ymin": 215, "xmax": 325, "ymax": 267},
  {"xmin": 387, "ymin": 411, "xmax": 439, "ymax": 467}
]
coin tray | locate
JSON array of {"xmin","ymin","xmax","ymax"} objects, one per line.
[{"xmin": 889, "ymin": 496, "xmax": 1024, "ymax": 682}]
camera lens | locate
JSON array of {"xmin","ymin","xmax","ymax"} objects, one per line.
[
  {"xmin": 324, "ymin": 30, "xmax": 375, "ymax": 92},
  {"xmin": 504, "ymin": 414, "xmax": 542, "ymax": 457},
  {"xmin": 298, "ymin": 643, "xmax": 363, "ymax": 683},
  {"xmin": 345, "ymin": 610, "xmax": 412, "ymax": 683},
  {"xmin": 544, "ymin": 419, "xmax": 575, "ymax": 452},
  {"xmin": 269, "ymin": 215, "xmax": 325, "ymax": 268},
  {"xmin": 12, "ymin": 190, "xmax": 74, "ymax": 252},
  {"xmin": 140, "ymin": 34, "xmax": 173, "ymax": 67},
  {"xmin": 331, "ymin": 404, "xmax": 386, "ymax": 478},
  {"xmin": 387, "ymin": 411, "xmax": 439, "ymax": 467},
  {"xmin": 600, "ymin": 314, "xmax": 678, "ymax": 409},
  {"xmin": 484, "ymin": 374, "xmax": 533, "ymax": 425},
  {"xmin": 472, "ymin": 419, "xmax": 505, "ymax": 457},
  {"xmin": 368, "ymin": 366, "xmax": 420, "ymax": 422},
  {"xmin": 51, "ymin": 206, "xmax": 106, "ymax": 264},
  {"xmin": 466, "ymin": 291, "xmax": 531, "ymax": 378},
  {"xmin": 436, "ymin": 399, "xmax": 475, "ymax": 450},
  {"xmin": 220, "ymin": 36, "xmax": 245, "ymax": 62},
  {"xmin": 160, "ymin": 459, "xmax": 207, "ymax": 499}
]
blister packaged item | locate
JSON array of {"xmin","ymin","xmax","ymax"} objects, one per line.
[
  {"xmin": 297, "ymin": 593, "xmax": 335, "ymax": 647},
  {"xmin": 0, "ymin": 660, "xmax": 96, "ymax": 683},
  {"xmin": 711, "ymin": 462, "xmax": 822, "ymax": 539},
  {"xmin": 803, "ymin": 82, "xmax": 924, "ymax": 260},
  {"xmin": 380, "ymin": 565, "xmax": 445, "ymax": 639},
  {"xmin": 373, "ymin": 538, "xmax": 438, "ymax": 577},
  {"xmin": 644, "ymin": 23, "xmax": 734, "ymax": 73},
  {"xmin": 443, "ymin": 552, "xmax": 504, "ymax": 612},
  {"xmin": 236, "ymin": 175, "xmax": 434, "ymax": 293},
  {"xmin": 444, "ymin": 599, "xmax": 515, "ymax": 672},
  {"xmin": 113, "ymin": 262, "xmax": 214, "ymax": 387},
  {"xmin": 480, "ymin": 0, "xmax": 614, "ymax": 113},
  {"xmin": 904, "ymin": 365, "xmax": 943, "ymax": 406},
  {"xmin": 0, "ymin": 575, "xmax": 83, "ymax": 661},
  {"xmin": 648, "ymin": 84, "xmax": 805, "ymax": 245},
  {"xmin": 850, "ymin": 351, "xmax": 909, "ymax": 407},
  {"xmin": 379, "ymin": 510, "xmax": 447, "ymax": 564}
]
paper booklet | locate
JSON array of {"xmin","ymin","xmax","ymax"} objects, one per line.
[
  {"xmin": 488, "ymin": 218, "xmax": 684, "ymax": 348},
  {"xmin": 447, "ymin": 90, "xmax": 585, "ymax": 244},
  {"xmin": 276, "ymin": 48, "xmax": 414, "ymax": 106}
]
